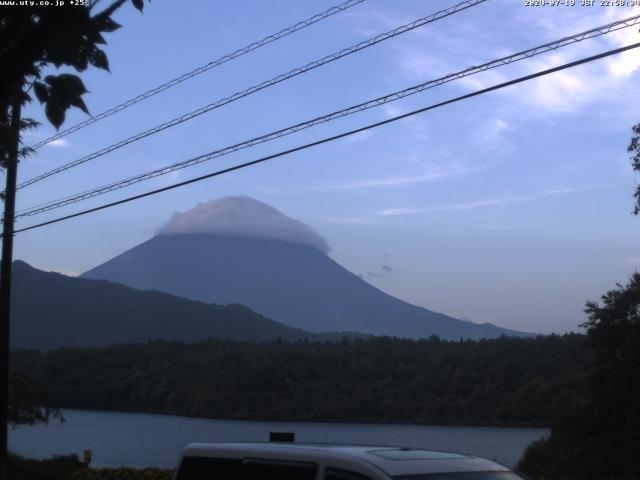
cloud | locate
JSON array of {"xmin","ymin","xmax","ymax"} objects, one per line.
[
  {"xmin": 346, "ymin": 129, "xmax": 374, "ymax": 143},
  {"xmin": 363, "ymin": 263, "xmax": 394, "ymax": 282},
  {"xmin": 489, "ymin": 8, "xmax": 640, "ymax": 114},
  {"xmin": 375, "ymin": 184, "xmax": 611, "ymax": 216},
  {"xmin": 343, "ymin": 7, "xmax": 412, "ymax": 37},
  {"xmin": 47, "ymin": 139, "xmax": 71, "ymax": 148},
  {"xmin": 325, "ymin": 164, "xmax": 481, "ymax": 191},
  {"xmin": 383, "ymin": 104, "xmax": 429, "ymax": 140},
  {"xmin": 324, "ymin": 216, "xmax": 377, "ymax": 225},
  {"xmin": 330, "ymin": 172, "xmax": 451, "ymax": 190},
  {"xmin": 22, "ymin": 131, "xmax": 84, "ymax": 151},
  {"xmin": 158, "ymin": 196, "xmax": 330, "ymax": 253},
  {"xmin": 607, "ymin": 16, "xmax": 640, "ymax": 78},
  {"xmin": 464, "ymin": 222, "xmax": 535, "ymax": 231},
  {"xmin": 152, "ymin": 162, "xmax": 185, "ymax": 182},
  {"xmin": 389, "ymin": 4, "xmax": 640, "ymax": 116},
  {"xmin": 472, "ymin": 118, "xmax": 514, "ymax": 153}
]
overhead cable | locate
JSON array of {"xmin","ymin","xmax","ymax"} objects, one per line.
[
  {"xmin": 13, "ymin": 41, "xmax": 640, "ymax": 234},
  {"xmin": 27, "ymin": 0, "xmax": 367, "ymax": 150},
  {"xmin": 17, "ymin": 0, "xmax": 487, "ymax": 190},
  {"xmin": 16, "ymin": 13, "xmax": 640, "ymax": 218}
]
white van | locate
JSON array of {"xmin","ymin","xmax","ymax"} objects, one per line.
[{"xmin": 173, "ymin": 440, "xmax": 525, "ymax": 480}]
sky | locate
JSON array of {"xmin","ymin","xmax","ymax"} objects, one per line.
[{"xmin": 12, "ymin": 0, "xmax": 640, "ymax": 334}]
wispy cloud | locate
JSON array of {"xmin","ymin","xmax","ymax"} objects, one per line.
[
  {"xmin": 343, "ymin": 7, "xmax": 412, "ymax": 37},
  {"xmin": 329, "ymin": 172, "xmax": 452, "ymax": 190},
  {"xmin": 389, "ymin": 4, "xmax": 640, "ymax": 116},
  {"xmin": 323, "ymin": 164, "xmax": 480, "ymax": 191},
  {"xmin": 471, "ymin": 117, "xmax": 515, "ymax": 153},
  {"xmin": 345, "ymin": 129, "xmax": 374, "ymax": 143},
  {"xmin": 151, "ymin": 161, "xmax": 185, "ymax": 181},
  {"xmin": 22, "ymin": 131, "xmax": 82, "ymax": 150},
  {"xmin": 498, "ymin": 8, "xmax": 640, "ymax": 114},
  {"xmin": 464, "ymin": 222, "xmax": 536, "ymax": 231},
  {"xmin": 47, "ymin": 138, "xmax": 71, "ymax": 148},
  {"xmin": 323, "ymin": 216, "xmax": 377, "ymax": 225},
  {"xmin": 375, "ymin": 184, "xmax": 612, "ymax": 216},
  {"xmin": 383, "ymin": 103, "xmax": 429, "ymax": 141}
]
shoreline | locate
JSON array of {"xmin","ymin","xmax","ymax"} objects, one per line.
[{"xmin": 45, "ymin": 407, "xmax": 552, "ymax": 430}]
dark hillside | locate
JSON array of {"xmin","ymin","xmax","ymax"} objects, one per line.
[{"xmin": 9, "ymin": 260, "xmax": 331, "ymax": 348}]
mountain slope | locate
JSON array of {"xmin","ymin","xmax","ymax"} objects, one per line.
[
  {"xmin": 10, "ymin": 260, "xmax": 331, "ymax": 349},
  {"xmin": 82, "ymin": 234, "xmax": 530, "ymax": 340}
]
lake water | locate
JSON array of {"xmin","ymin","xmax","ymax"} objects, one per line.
[{"xmin": 8, "ymin": 410, "xmax": 548, "ymax": 470}]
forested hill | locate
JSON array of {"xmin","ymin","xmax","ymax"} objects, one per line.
[
  {"xmin": 13, "ymin": 334, "xmax": 590, "ymax": 427},
  {"xmin": 9, "ymin": 260, "xmax": 343, "ymax": 348}
]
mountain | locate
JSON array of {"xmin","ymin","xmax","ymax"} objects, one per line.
[
  {"xmin": 9, "ymin": 260, "xmax": 336, "ymax": 350},
  {"xmin": 82, "ymin": 197, "xmax": 531, "ymax": 340}
]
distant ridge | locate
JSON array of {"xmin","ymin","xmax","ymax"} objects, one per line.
[
  {"xmin": 9, "ymin": 261, "xmax": 347, "ymax": 350},
  {"xmin": 82, "ymin": 197, "xmax": 532, "ymax": 340}
]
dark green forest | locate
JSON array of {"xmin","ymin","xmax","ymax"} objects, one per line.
[
  {"xmin": 518, "ymin": 273, "xmax": 640, "ymax": 479},
  {"xmin": 12, "ymin": 334, "xmax": 589, "ymax": 427},
  {"xmin": 8, "ymin": 453, "xmax": 171, "ymax": 480}
]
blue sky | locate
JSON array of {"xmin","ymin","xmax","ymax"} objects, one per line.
[{"xmin": 13, "ymin": 0, "xmax": 640, "ymax": 334}]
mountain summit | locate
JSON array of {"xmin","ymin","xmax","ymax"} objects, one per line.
[
  {"xmin": 83, "ymin": 196, "xmax": 530, "ymax": 340},
  {"xmin": 159, "ymin": 196, "xmax": 330, "ymax": 253}
]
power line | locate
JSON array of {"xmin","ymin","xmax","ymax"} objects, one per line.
[
  {"xmin": 16, "ymin": 0, "xmax": 487, "ymax": 190},
  {"xmin": 13, "ymin": 41, "xmax": 640, "ymax": 235},
  {"xmin": 27, "ymin": 0, "xmax": 366, "ymax": 151},
  {"xmin": 16, "ymin": 13, "xmax": 640, "ymax": 218}
]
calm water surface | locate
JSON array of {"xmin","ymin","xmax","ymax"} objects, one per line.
[{"xmin": 9, "ymin": 410, "xmax": 548, "ymax": 470}]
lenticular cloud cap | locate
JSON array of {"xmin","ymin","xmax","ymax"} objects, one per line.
[{"xmin": 158, "ymin": 196, "xmax": 330, "ymax": 254}]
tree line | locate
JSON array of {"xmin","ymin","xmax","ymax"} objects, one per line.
[
  {"xmin": 12, "ymin": 334, "xmax": 589, "ymax": 427},
  {"xmin": 518, "ymin": 274, "xmax": 640, "ymax": 479}
]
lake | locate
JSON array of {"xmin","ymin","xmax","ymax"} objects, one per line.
[{"xmin": 8, "ymin": 410, "xmax": 548, "ymax": 470}]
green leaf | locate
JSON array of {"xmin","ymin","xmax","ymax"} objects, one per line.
[
  {"xmin": 68, "ymin": 96, "xmax": 90, "ymax": 115},
  {"xmin": 70, "ymin": 52, "xmax": 89, "ymax": 72},
  {"xmin": 20, "ymin": 119, "xmax": 41, "ymax": 131},
  {"xmin": 91, "ymin": 31, "xmax": 107, "ymax": 45},
  {"xmin": 45, "ymin": 74, "xmax": 88, "ymax": 99},
  {"xmin": 45, "ymin": 100, "xmax": 65, "ymax": 130},
  {"xmin": 95, "ymin": 16, "xmax": 121, "ymax": 33},
  {"xmin": 89, "ymin": 48, "xmax": 109, "ymax": 71},
  {"xmin": 41, "ymin": 75, "xmax": 91, "ymax": 127},
  {"xmin": 19, "ymin": 90, "xmax": 32, "ymax": 104},
  {"xmin": 33, "ymin": 82, "xmax": 49, "ymax": 103}
]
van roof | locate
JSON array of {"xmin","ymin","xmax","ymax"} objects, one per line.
[{"xmin": 181, "ymin": 442, "xmax": 513, "ymax": 477}]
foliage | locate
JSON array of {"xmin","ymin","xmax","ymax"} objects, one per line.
[
  {"xmin": 0, "ymin": 0, "xmax": 147, "ymax": 168},
  {"xmin": 629, "ymin": 122, "xmax": 640, "ymax": 214},
  {"xmin": 12, "ymin": 334, "xmax": 590, "ymax": 427},
  {"xmin": 519, "ymin": 274, "xmax": 640, "ymax": 479},
  {"xmin": 1, "ymin": 0, "xmax": 148, "ymax": 457},
  {"xmin": 69, "ymin": 466, "xmax": 173, "ymax": 480},
  {"xmin": 8, "ymin": 454, "xmax": 84, "ymax": 480},
  {"xmin": 8, "ymin": 453, "xmax": 172, "ymax": 480},
  {"xmin": 8, "ymin": 371, "xmax": 62, "ymax": 428}
]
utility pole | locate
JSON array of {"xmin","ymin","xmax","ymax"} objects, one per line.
[{"xmin": 0, "ymin": 99, "xmax": 21, "ymax": 480}]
